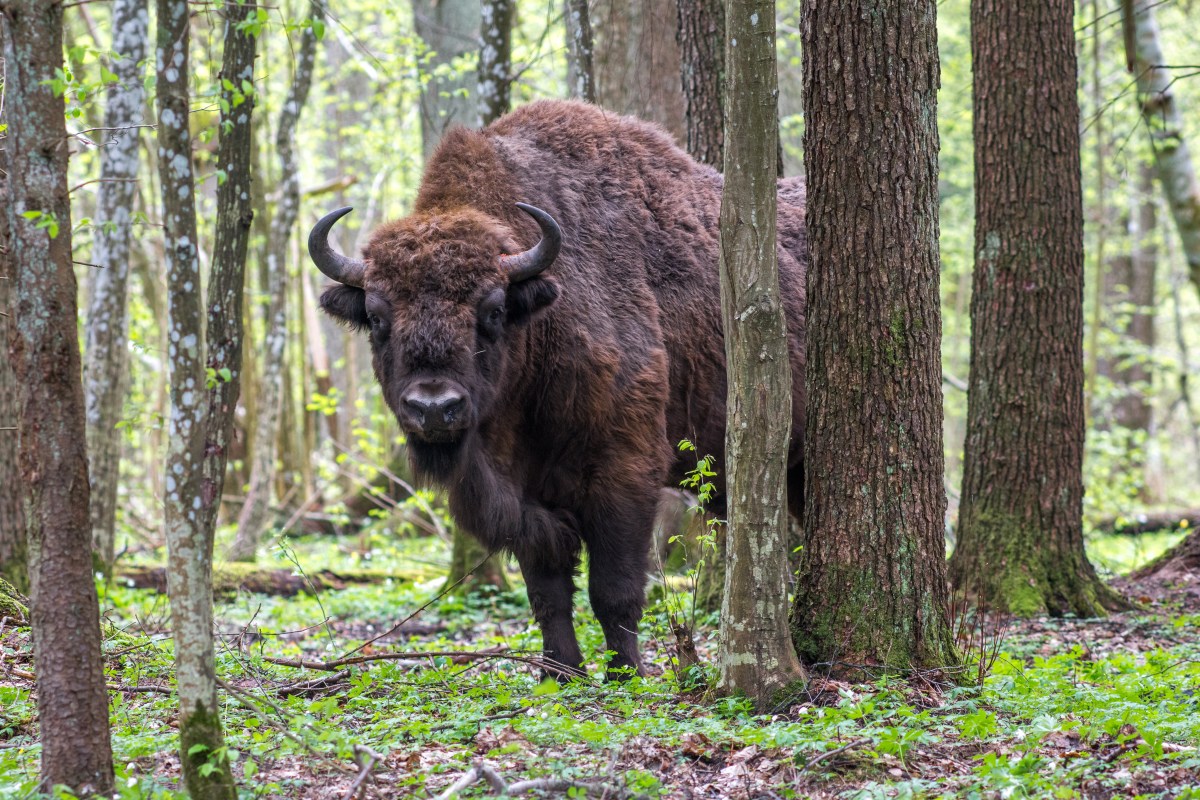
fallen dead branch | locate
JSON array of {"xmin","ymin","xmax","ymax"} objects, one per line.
[
  {"xmin": 114, "ymin": 565, "xmax": 403, "ymax": 597},
  {"xmin": 262, "ymin": 649, "xmax": 584, "ymax": 679},
  {"xmin": 344, "ymin": 744, "xmax": 384, "ymax": 800},
  {"xmin": 799, "ymin": 739, "xmax": 870, "ymax": 772},
  {"xmin": 434, "ymin": 759, "xmax": 647, "ymax": 800},
  {"xmin": 277, "ymin": 669, "xmax": 353, "ymax": 697}
]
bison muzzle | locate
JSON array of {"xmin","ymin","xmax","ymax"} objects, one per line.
[{"xmin": 312, "ymin": 99, "xmax": 807, "ymax": 680}]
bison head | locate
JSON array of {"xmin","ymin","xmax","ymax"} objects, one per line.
[{"xmin": 311, "ymin": 203, "xmax": 561, "ymax": 478}]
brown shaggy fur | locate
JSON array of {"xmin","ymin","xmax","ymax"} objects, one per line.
[{"xmin": 319, "ymin": 100, "xmax": 806, "ymax": 678}]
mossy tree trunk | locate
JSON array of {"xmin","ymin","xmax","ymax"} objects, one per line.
[
  {"xmin": 714, "ymin": 0, "xmax": 805, "ymax": 708},
  {"xmin": 0, "ymin": 0, "xmax": 115, "ymax": 790},
  {"xmin": 155, "ymin": 0, "xmax": 242, "ymax": 795},
  {"xmin": 792, "ymin": 0, "xmax": 958, "ymax": 674},
  {"xmin": 948, "ymin": 0, "xmax": 1128, "ymax": 617}
]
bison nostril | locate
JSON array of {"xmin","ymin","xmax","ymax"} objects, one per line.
[{"xmin": 403, "ymin": 387, "xmax": 466, "ymax": 430}]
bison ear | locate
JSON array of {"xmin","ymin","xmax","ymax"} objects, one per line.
[
  {"xmin": 320, "ymin": 283, "xmax": 370, "ymax": 331},
  {"xmin": 505, "ymin": 276, "xmax": 559, "ymax": 327}
]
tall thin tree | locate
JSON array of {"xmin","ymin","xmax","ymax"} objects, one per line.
[
  {"xmin": 793, "ymin": 0, "xmax": 957, "ymax": 671},
  {"xmin": 1126, "ymin": 0, "xmax": 1200, "ymax": 300},
  {"xmin": 231, "ymin": 1, "xmax": 320, "ymax": 561},
  {"xmin": 83, "ymin": 0, "xmax": 148, "ymax": 575},
  {"xmin": 565, "ymin": 0, "xmax": 595, "ymax": 102},
  {"xmin": 0, "ymin": 122, "xmax": 28, "ymax": 594},
  {"xmin": 675, "ymin": 0, "xmax": 723, "ymax": 168},
  {"xmin": 479, "ymin": 0, "xmax": 513, "ymax": 126},
  {"xmin": 412, "ymin": 0, "xmax": 479, "ymax": 160},
  {"xmin": 949, "ymin": 0, "xmax": 1127, "ymax": 616},
  {"xmin": 715, "ymin": 0, "xmax": 804, "ymax": 706},
  {"xmin": 0, "ymin": 0, "xmax": 114, "ymax": 791},
  {"xmin": 155, "ymin": 0, "xmax": 256, "ymax": 794}
]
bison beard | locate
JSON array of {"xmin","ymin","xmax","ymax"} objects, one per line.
[{"xmin": 313, "ymin": 100, "xmax": 807, "ymax": 680}]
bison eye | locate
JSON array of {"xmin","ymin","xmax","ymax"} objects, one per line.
[{"xmin": 478, "ymin": 289, "xmax": 506, "ymax": 339}]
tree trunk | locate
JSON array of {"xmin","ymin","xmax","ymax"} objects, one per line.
[
  {"xmin": 714, "ymin": 0, "xmax": 804, "ymax": 707},
  {"xmin": 413, "ymin": 0, "xmax": 480, "ymax": 158},
  {"xmin": 793, "ymin": 0, "xmax": 958, "ymax": 673},
  {"xmin": 478, "ymin": 0, "xmax": 514, "ymax": 126},
  {"xmin": 1120, "ymin": 165, "xmax": 1156, "ymax": 436},
  {"xmin": 155, "ymin": 0, "xmax": 238, "ymax": 794},
  {"xmin": 82, "ymin": 0, "xmax": 148, "ymax": 576},
  {"xmin": 592, "ymin": 0, "xmax": 685, "ymax": 142},
  {"xmin": 565, "ymin": 0, "xmax": 595, "ymax": 102},
  {"xmin": 949, "ymin": 0, "xmax": 1128, "ymax": 617},
  {"xmin": 0, "ymin": 0, "xmax": 115, "ymax": 791},
  {"xmin": 0, "ymin": 128, "xmax": 28, "ymax": 595},
  {"xmin": 1127, "ymin": 0, "xmax": 1200, "ymax": 302},
  {"xmin": 200, "ymin": 0, "xmax": 257, "ymax": 545},
  {"xmin": 231, "ymin": 3, "xmax": 321, "ymax": 562},
  {"xmin": 675, "ymin": 0, "xmax": 723, "ymax": 168}
]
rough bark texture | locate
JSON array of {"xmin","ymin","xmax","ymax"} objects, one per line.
[
  {"xmin": 949, "ymin": 0, "xmax": 1127, "ymax": 617},
  {"xmin": 412, "ymin": 0, "xmax": 480, "ymax": 159},
  {"xmin": 714, "ymin": 0, "xmax": 804, "ymax": 707},
  {"xmin": 793, "ymin": 0, "xmax": 957, "ymax": 673},
  {"xmin": 565, "ymin": 0, "xmax": 595, "ymax": 102},
  {"xmin": 1128, "ymin": 0, "xmax": 1200, "ymax": 301},
  {"xmin": 0, "ymin": 119, "xmax": 28, "ymax": 595},
  {"xmin": 202, "ymin": 0, "xmax": 257, "ymax": 546},
  {"xmin": 592, "ymin": 0, "xmax": 685, "ymax": 143},
  {"xmin": 230, "ymin": 3, "xmax": 320, "ymax": 561},
  {"xmin": 675, "ymin": 0, "xmax": 724, "ymax": 168},
  {"xmin": 155, "ymin": 0, "xmax": 237, "ymax": 794},
  {"xmin": 478, "ymin": 0, "xmax": 513, "ymax": 127},
  {"xmin": 0, "ymin": 0, "xmax": 115, "ymax": 791},
  {"xmin": 82, "ymin": 0, "xmax": 148, "ymax": 575}
]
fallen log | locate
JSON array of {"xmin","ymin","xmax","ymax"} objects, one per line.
[
  {"xmin": 1092, "ymin": 509, "xmax": 1200, "ymax": 536},
  {"xmin": 114, "ymin": 565, "xmax": 404, "ymax": 597}
]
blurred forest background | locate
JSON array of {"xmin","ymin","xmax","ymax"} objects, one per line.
[{"xmin": 14, "ymin": 0, "xmax": 1195, "ymax": 574}]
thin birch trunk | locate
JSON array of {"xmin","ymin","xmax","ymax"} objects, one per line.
[
  {"xmin": 715, "ymin": 0, "xmax": 804, "ymax": 707},
  {"xmin": 155, "ymin": 0, "xmax": 238, "ymax": 793},
  {"xmin": 1128, "ymin": 0, "xmax": 1200, "ymax": 300},
  {"xmin": 478, "ymin": 0, "xmax": 514, "ymax": 127},
  {"xmin": 83, "ymin": 0, "xmax": 148, "ymax": 575},
  {"xmin": 0, "ymin": 0, "xmax": 114, "ymax": 790},
  {"xmin": 230, "ymin": 3, "xmax": 322, "ymax": 561},
  {"xmin": 565, "ymin": 0, "xmax": 595, "ymax": 102}
]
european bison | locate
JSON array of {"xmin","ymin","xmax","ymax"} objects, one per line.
[{"xmin": 311, "ymin": 100, "xmax": 807, "ymax": 678}]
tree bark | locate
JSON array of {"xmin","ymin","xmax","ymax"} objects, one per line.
[
  {"xmin": 155, "ymin": 0, "xmax": 238, "ymax": 794},
  {"xmin": 592, "ymin": 0, "xmax": 685, "ymax": 142},
  {"xmin": 199, "ymin": 0, "xmax": 257, "ymax": 548},
  {"xmin": 675, "ymin": 0, "xmax": 723, "ymax": 168},
  {"xmin": 949, "ymin": 0, "xmax": 1128, "ymax": 617},
  {"xmin": 714, "ymin": 0, "xmax": 804, "ymax": 707},
  {"xmin": 0, "ymin": 0, "xmax": 115, "ymax": 791},
  {"xmin": 478, "ymin": 0, "xmax": 514, "ymax": 126},
  {"xmin": 82, "ymin": 0, "xmax": 148, "ymax": 576},
  {"xmin": 0, "ymin": 119, "xmax": 28, "ymax": 595},
  {"xmin": 793, "ymin": 0, "xmax": 957, "ymax": 673},
  {"xmin": 565, "ymin": 0, "xmax": 595, "ymax": 102},
  {"xmin": 230, "ymin": 3, "xmax": 321, "ymax": 563},
  {"xmin": 1127, "ymin": 0, "xmax": 1200, "ymax": 302},
  {"xmin": 412, "ymin": 0, "xmax": 480, "ymax": 158}
]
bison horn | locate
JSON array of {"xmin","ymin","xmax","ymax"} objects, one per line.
[
  {"xmin": 309, "ymin": 207, "xmax": 367, "ymax": 288},
  {"xmin": 499, "ymin": 203, "xmax": 562, "ymax": 283}
]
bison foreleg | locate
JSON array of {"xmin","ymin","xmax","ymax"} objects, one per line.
[{"xmin": 515, "ymin": 551, "xmax": 585, "ymax": 680}]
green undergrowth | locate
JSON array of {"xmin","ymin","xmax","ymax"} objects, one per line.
[{"xmin": 2, "ymin": 533, "xmax": 1199, "ymax": 798}]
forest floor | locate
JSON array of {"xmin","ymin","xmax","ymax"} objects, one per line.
[{"xmin": 2, "ymin": 533, "xmax": 1200, "ymax": 799}]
